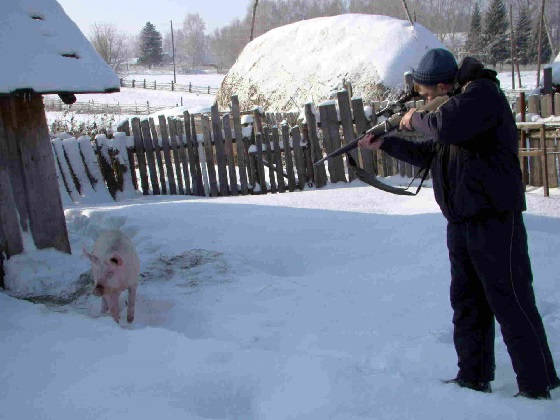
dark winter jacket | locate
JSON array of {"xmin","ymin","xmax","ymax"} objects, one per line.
[{"xmin": 380, "ymin": 78, "xmax": 526, "ymax": 223}]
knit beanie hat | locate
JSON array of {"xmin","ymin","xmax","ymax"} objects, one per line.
[{"xmin": 412, "ymin": 48, "xmax": 458, "ymax": 86}]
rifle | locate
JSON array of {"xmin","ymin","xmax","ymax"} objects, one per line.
[
  {"xmin": 313, "ymin": 94, "xmax": 450, "ymax": 195},
  {"xmin": 314, "ymin": 93, "xmax": 448, "ymax": 166}
]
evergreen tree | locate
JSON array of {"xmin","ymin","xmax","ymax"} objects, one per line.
[
  {"xmin": 138, "ymin": 22, "xmax": 163, "ymax": 68},
  {"xmin": 465, "ymin": 2, "xmax": 483, "ymax": 58},
  {"xmin": 482, "ymin": 0, "xmax": 509, "ymax": 66},
  {"xmin": 515, "ymin": 4, "xmax": 532, "ymax": 65}
]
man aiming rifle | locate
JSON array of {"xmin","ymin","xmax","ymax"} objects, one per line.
[{"xmin": 359, "ymin": 48, "xmax": 559, "ymax": 399}]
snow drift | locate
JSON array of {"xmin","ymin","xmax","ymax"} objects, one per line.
[{"xmin": 217, "ymin": 14, "xmax": 446, "ymax": 112}]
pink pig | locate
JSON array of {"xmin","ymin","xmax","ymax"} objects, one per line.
[{"xmin": 83, "ymin": 230, "xmax": 140, "ymax": 323}]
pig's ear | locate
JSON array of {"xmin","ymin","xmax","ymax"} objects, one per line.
[
  {"xmin": 108, "ymin": 253, "xmax": 123, "ymax": 266},
  {"xmin": 83, "ymin": 247, "xmax": 99, "ymax": 264}
]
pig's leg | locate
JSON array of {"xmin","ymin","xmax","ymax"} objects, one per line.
[
  {"xmin": 127, "ymin": 286, "xmax": 137, "ymax": 323},
  {"xmin": 101, "ymin": 296, "xmax": 109, "ymax": 314},
  {"xmin": 105, "ymin": 293, "xmax": 120, "ymax": 323}
]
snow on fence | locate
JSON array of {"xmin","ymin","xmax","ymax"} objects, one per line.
[
  {"xmin": 44, "ymin": 97, "xmax": 169, "ymax": 115},
  {"xmin": 119, "ymin": 78, "xmax": 219, "ymax": 95},
  {"xmin": 51, "ymin": 92, "xmax": 560, "ymax": 205}
]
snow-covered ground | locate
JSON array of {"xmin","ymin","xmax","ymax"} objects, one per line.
[{"xmin": 2, "ymin": 183, "xmax": 559, "ymax": 419}]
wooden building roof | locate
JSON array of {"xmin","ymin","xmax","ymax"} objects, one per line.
[{"xmin": 0, "ymin": 0, "xmax": 119, "ymax": 95}]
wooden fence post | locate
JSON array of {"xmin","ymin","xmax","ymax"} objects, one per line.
[
  {"xmin": 319, "ymin": 102, "xmax": 346, "ymax": 183},
  {"xmin": 281, "ymin": 124, "xmax": 297, "ymax": 192},
  {"xmin": 148, "ymin": 118, "xmax": 167, "ymax": 194},
  {"xmin": 188, "ymin": 114, "xmax": 206, "ymax": 196},
  {"xmin": 527, "ymin": 97, "xmax": 542, "ymax": 186},
  {"xmin": 337, "ymin": 90, "xmax": 357, "ymax": 181},
  {"xmin": 131, "ymin": 118, "xmax": 150, "ymax": 195},
  {"xmin": 201, "ymin": 115, "xmax": 219, "ymax": 197},
  {"xmin": 540, "ymin": 125, "xmax": 549, "ymax": 197},
  {"xmin": 117, "ymin": 119, "xmax": 138, "ymax": 191},
  {"xmin": 167, "ymin": 117, "xmax": 185, "ymax": 195},
  {"xmin": 254, "ymin": 132, "xmax": 267, "ymax": 194},
  {"xmin": 140, "ymin": 119, "xmax": 161, "ymax": 195},
  {"xmin": 291, "ymin": 126, "xmax": 306, "ymax": 190},
  {"xmin": 211, "ymin": 103, "xmax": 229, "ymax": 196},
  {"xmin": 158, "ymin": 115, "xmax": 178, "ymax": 195},
  {"xmin": 263, "ymin": 127, "xmax": 277, "ymax": 193},
  {"xmin": 174, "ymin": 118, "xmax": 191, "ymax": 195},
  {"xmin": 304, "ymin": 103, "xmax": 327, "ymax": 188},
  {"xmin": 183, "ymin": 112, "xmax": 204, "ymax": 196},
  {"xmin": 519, "ymin": 93, "xmax": 529, "ymax": 187},
  {"xmin": 231, "ymin": 96, "xmax": 249, "ymax": 195},
  {"xmin": 271, "ymin": 126, "xmax": 286, "ymax": 193},
  {"xmin": 351, "ymin": 98, "xmax": 376, "ymax": 174},
  {"xmin": 222, "ymin": 114, "xmax": 239, "ymax": 195}
]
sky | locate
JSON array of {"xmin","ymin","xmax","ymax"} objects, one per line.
[{"xmin": 56, "ymin": 0, "xmax": 252, "ymax": 38}]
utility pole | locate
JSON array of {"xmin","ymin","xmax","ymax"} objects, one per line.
[
  {"xmin": 250, "ymin": 0, "xmax": 259, "ymax": 41},
  {"xmin": 170, "ymin": 20, "xmax": 176, "ymax": 83},
  {"xmin": 536, "ymin": 0, "xmax": 545, "ymax": 87},
  {"xmin": 401, "ymin": 0, "xmax": 414, "ymax": 26}
]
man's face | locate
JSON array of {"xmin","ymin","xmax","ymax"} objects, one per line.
[{"xmin": 415, "ymin": 83, "xmax": 453, "ymax": 102}]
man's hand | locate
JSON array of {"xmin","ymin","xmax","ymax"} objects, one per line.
[
  {"xmin": 399, "ymin": 108, "xmax": 416, "ymax": 131},
  {"xmin": 358, "ymin": 133, "xmax": 384, "ymax": 151}
]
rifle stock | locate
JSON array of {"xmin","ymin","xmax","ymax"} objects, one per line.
[{"xmin": 313, "ymin": 95, "xmax": 449, "ymax": 167}]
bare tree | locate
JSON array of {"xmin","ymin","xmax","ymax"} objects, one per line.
[
  {"xmin": 89, "ymin": 23, "xmax": 129, "ymax": 72},
  {"xmin": 181, "ymin": 13, "xmax": 208, "ymax": 69}
]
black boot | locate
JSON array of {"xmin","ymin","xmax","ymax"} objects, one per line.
[
  {"xmin": 514, "ymin": 390, "xmax": 551, "ymax": 400},
  {"xmin": 444, "ymin": 377, "xmax": 492, "ymax": 393}
]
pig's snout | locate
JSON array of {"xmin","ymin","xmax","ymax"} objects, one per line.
[{"xmin": 93, "ymin": 284, "xmax": 104, "ymax": 296}]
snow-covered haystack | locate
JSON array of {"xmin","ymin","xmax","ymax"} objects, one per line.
[
  {"xmin": 217, "ymin": 14, "xmax": 445, "ymax": 112},
  {"xmin": 551, "ymin": 51, "xmax": 560, "ymax": 86}
]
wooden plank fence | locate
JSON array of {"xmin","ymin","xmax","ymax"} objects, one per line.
[
  {"xmin": 51, "ymin": 92, "xmax": 560, "ymax": 205},
  {"xmin": 44, "ymin": 97, "xmax": 170, "ymax": 115},
  {"xmin": 120, "ymin": 78, "xmax": 219, "ymax": 95}
]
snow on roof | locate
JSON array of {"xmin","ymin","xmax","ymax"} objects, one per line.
[
  {"xmin": 0, "ymin": 0, "xmax": 119, "ymax": 94},
  {"xmin": 217, "ymin": 14, "xmax": 445, "ymax": 112}
]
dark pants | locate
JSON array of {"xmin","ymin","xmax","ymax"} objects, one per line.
[{"xmin": 447, "ymin": 212, "xmax": 558, "ymax": 393}]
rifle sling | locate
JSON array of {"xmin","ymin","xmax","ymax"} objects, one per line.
[{"xmin": 346, "ymin": 153, "xmax": 433, "ymax": 196}]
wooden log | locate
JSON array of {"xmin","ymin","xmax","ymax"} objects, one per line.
[
  {"xmin": 173, "ymin": 118, "xmax": 191, "ymax": 195},
  {"xmin": 0, "ymin": 112, "xmax": 23, "ymax": 256},
  {"xmin": 304, "ymin": 104, "xmax": 327, "ymax": 187},
  {"xmin": 167, "ymin": 117, "xmax": 185, "ymax": 195},
  {"xmin": 291, "ymin": 126, "xmax": 306, "ymax": 190},
  {"xmin": 0, "ymin": 98, "xmax": 29, "ymax": 231},
  {"xmin": 148, "ymin": 118, "xmax": 167, "ymax": 194},
  {"xmin": 201, "ymin": 115, "xmax": 219, "ymax": 196},
  {"xmin": 12, "ymin": 94, "xmax": 70, "ymax": 253},
  {"xmin": 231, "ymin": 96, "xmax": 249, "ymax": 195},
  {"xmin": 188, "ymin": 114, "xmax": 206, "ymax": 196},
  {"xmin": 271, "ymin": 126, "xmax": 286, "ymax": 193},
  {"xmin": 263, "ymin": 127, "xmax": 277, "ymax": 193},
  {"xmin": 281, "ymin": 124, "xmax": 297, "ymax": 192},
  {"xmin": 337, "ymin": 90, "xmax": 357, "ymax": 181},
  {"xmin": 351, "ymin": 98, "xmax": 376, "ymax": 173},
  {"xmin": 211, "ymin": 103, "xmax": 229, "ymax": 195},
  {"xmin": 130, "ymin": 118, "xmax": 150, "ymax": 194},
  {"xmin": 140, "ymin": 119, "xmax": 161, "ymax": 194},
  {"xmin": 158, "ymin": 115, "xmax": 177, "ymax": 195},
  {"xmin": 222, "ymin": 114, "xmax": 239, "ymax": 195},
  {"xmin": 319, "ymin": 102, "xmax": 346, "ymax": 183}
]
